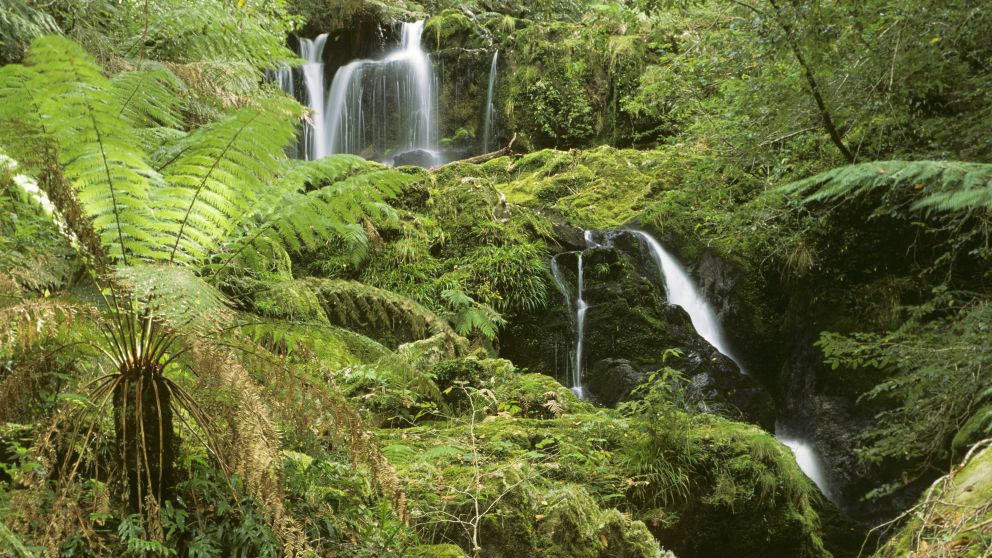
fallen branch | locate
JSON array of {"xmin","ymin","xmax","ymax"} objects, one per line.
[{"xmin": 455, "ymin": 133, "xmax": 518, "ymax": 166}]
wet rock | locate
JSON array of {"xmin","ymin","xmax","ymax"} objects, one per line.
[{"xmin": 392, "ymin": 149, "xmax": 440, "ymax": 168}]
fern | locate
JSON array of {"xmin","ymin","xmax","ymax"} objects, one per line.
[
  {"xmin": 111, "ymin": 65, "xmax": 184, "ymax": 129},
  {"xmin": 156, "ymin": 95, "xmax": 301, "ymax": 264},
  {"xmin": 779, "ymin": 160, "xmax": 992, "ymax": 212},
  {"xmin": 306, "ymin": 278, "xmax": 458, "ymax": 342},
  {"xmin": 216, "ymin": 156, "xmax": 412, "ymax": 273},
  {"xmin": 0, "ymin": 36, "xmax": 171, "ymax": 262},
  {"xmin": 0, "ymin": 0, "xmax": 60, "ymax": 63},
  {"xmin": 114, "ymin": 265, "xmax": 233, "ymax": 335}
]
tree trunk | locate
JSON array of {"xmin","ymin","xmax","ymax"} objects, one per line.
[{"xmin": 113, "ymin": 370, "xmax": 176, "ymax": 513}]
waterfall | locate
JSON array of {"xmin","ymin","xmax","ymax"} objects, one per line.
[
  {"xmin": 481, "ymin": 50, "xmax": 499, "ymax": 153},
  {"xmin": 573, "ymin": 250, "xmax": 587, "ymax": 398},
  {"xmin": 777, "ymin": 427, "xmax": 833, "ymax": 499},
  {"xmin": 628, "ymin": 229, "xmax": 834, "ymax": 499},
  {"xmin": 299, "ymin": 34, "xmax": 329, "ymax": 160},
  {"xmin": 324, "ymin": 20, "xmax": 440, "ymax": 164},
  {"xmin": 549, "ymin": 231, "xmax": 597, "ymax": 398},
  {"xmin": 628, "ymin": 230, "xmax": 741, "ymax": 367}
]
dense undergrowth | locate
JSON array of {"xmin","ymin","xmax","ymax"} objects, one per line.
[{"xmin": 2, "ymin": 0, "xmax": 991, "ymax": 557}]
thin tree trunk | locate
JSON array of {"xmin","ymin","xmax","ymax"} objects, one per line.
[{"xmin": 767, "ymin": 0, "xmax": 855, "ymax": 163}]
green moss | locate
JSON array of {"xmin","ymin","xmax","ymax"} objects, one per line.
[
  {"xmin": 408, "ymin": 544, "xmax": 469, "ymax": 558},
  {"xmin": 873, "ymin": 444, "xmax": 992, "ymax": 557}
]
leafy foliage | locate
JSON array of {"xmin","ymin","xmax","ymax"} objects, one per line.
[
  {"xmin": 818, "ymin": 296, "xmax": 992, "ymax": 489},
  {"xmin": 780, "ymin": 160, "xmax": 992, "ymax": 213}
]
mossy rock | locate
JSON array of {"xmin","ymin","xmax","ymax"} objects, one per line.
[
  {"xmin": 407, "ymin": 544, "xmax": 469, "ymax": 558},
  {"xmin": 493, "ymin": 372, "xmax": 586, "ymax": 419},
  {"xmin": 872, "ymin": 442, "xmax": 992, "ymax": 557}
]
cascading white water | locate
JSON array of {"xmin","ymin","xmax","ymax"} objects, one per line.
[
  {"xmin": 573, "ymin": 250, "xmax": 587, "ymax": 398},
  {"xmin": 628, "ymin": 229, "xmax": 834, "ymax": 499},
  {"xmin": 548, "ymin": 231, "xmax": 597, "ymax": 399},
  {"xmin": 481, "ymin": 50, "xmax": 499, "ymax": 153},
  {"xmin": 628, "ymin": 230, "xmax": 741, "ymax": 367},
  {"xmin": 777, "ymin": 429, "xmax": 833, "ymax": 499},
  {"xmin": 324, "ymin": 20, "xmax": 439, "ymax": 163},
  {"xmin": 298, "ymin": 34, "xmax": 329, "ymax": 160},
  {"xmin": 268, "ymin": 23, "xmax": 439, "ymax": 164}
]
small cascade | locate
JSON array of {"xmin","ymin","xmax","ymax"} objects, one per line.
[
  {"xmin": 549, "ymin": 231, "xmax": 597, "ymax": 398},
  {"xmin": 777, "ymin": 427, "xmax": 833, "ymax": 500},
  {"xmin": 299, "ymin": 34, "xmax": 329, "ymax": 160},
  {"xmin": 324, "ymin": 20, "xmax": 440, "ymax": 164},
  {"xmin": 267, "ymin": 65, "xmax": 294, "ymax": 99},
  {"xmin": 628, "ymin": 230, "xmax": 741, "ymax": 367},
  {"xmin": 573, "ymin": 250, "xmax": 587, "ymax": 398},
  {"xmin": 481, "ymin": 50, "xmax": 499, "ymax": 153},
  {"xmin": 627, "ymin": 229, "xmax": 835, "ymax": 500}
]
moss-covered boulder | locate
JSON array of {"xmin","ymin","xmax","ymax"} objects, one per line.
[{"xmin": 872, "ymin": 441, "xmax": 992, "ymax": 557}]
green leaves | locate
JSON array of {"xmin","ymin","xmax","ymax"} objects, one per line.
[
  {"xmin": 779, "ymin": 160, "xmax": 992, "ymax": 213},
  {"xmin": 156, "ymin": 95, "xmax": 301, "ymax": 264},
  {"xmin": 114, "ymin": 265, "xmax": 233, "ymax": 335},
  {"xmin": 0, "ymin": 36, "xmax": 183, "ymax": 262}
]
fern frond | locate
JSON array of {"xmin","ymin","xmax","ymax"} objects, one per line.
[
  {"xmin": 111, "ymin": 65, "xmax": 183, "ymax": 128},
  {"xmin": 0, "ymin": 63, "xmax": 57, "ymax": 170},
  {"xmin": 11, "ymin": 36, "xmax": 170, "ymax": 262},
  {"xmin": 216, "ymin": 158, "xmax": 412, "ymax": 272},
  {"xmin": 114, "ymin": 264, "xmax": 233, "ymax": 335},
  {"xmin": 157, "ymin": 95, "xmax": 302, "ymax": 265},
  {"xmin": 779, "ymin": 160, "xmax": 992, "ymax": 212},
  {"xmin": 306, "ymin": 278, "xmax": 458, "ymax": 342},
  {"xmin": 381, "ymin": 444, "xmax": 417, "ymax": 464},
  {"xmin": 0, "ymin": 0, "xmax": 60, "ymax": 63},
  {"xmin": 0, "ymin": 297, "xmax": 97, "ymax": 352}
]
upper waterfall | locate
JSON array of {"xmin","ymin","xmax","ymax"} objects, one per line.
[
  {"xmin": 324, "ymin": 20, "xmax": 439, "ymax": 165},
  {"xmin": 270, "ymin": 21, "xmax": 440, "ymax": 166},
  {"xmin": 298, "ymin": 34, "xmax": 328, "ymax": 160}
]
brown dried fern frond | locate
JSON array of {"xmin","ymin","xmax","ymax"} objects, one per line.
[{"xmin": 190, "ymin": 343, "xmax": 311, "ymax": 557}]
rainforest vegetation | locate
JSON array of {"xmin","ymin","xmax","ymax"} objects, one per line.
[{"xmin": 0, "ymin": 0, "xmax": 990, "ymax": 557}]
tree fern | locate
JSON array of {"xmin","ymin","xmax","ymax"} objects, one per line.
[
  {"xmin": 114, "ymin": 265, "xmax": 233, "ymax": 335},
  {"xmin": 779, "ymin": 160, "xmax": 992, "ymax": 212},
  {"xmin": 306, "ymin": 278, "xmax": 458, "ymax": 342},
  {"xmin": 155, "ymin": 95, "xmax": 301, "ymax": 265},
  {"xmin": 0, "ymin": 36, "xmax": 172, "ymax": 263}
]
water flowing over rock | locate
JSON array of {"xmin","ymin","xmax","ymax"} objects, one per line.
[
  {"xmin": 536, "ymin": 229, "xmax": 775, "ymax": 427},
  {"xmin": 299, "ymin": 34, "xmax": 328, "ymax": 160},
  {"xmin": 270, "ymin": 21, "xmax": 441, "ymax": 166},
  {"xmin": 325, "ymin": 20, "xmax": 440, "ymax": 165},
  {"xmin": 629, "ymin": 229, "xmax": 835, "ymax": 501},
  {"xmin": 481, "ymin": 50, "xmax": 499, "ymax": 153}
]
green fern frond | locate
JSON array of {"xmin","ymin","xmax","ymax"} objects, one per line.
[
  {"xmin": 381, "ymin": 444, "xmax": 417, "ymax": 464},
  {"xmin": 157, "ymin": 95, "xmax": 302, "ymax": 264},
  {"xmin": 136, "ymin": 126, "xmax": 188, "ymax": 156},
  {"xmin": 779, "ymin": 160, "xmax": 992, "ymax": 212},
  {"xmin": 135, "ymin": 0, "xmax": 295, "ymax": 69},
  {"xmin": 2, "ymin": 36, "xmax": 171, "ymax": 262},
  {"xmin": 306, "ymin": 277, "xmax": 458, "ymax": 342},
  {"xmin": 111, "ymin": 65, "xmax": 184, "ymax": 128},
  {"xmin": 0, "ymin": 63, "xmax": 57, "ymax": 170},
  {"xmin": 114, "ymin": 264, "xmax": 233, "ymax": 335},
  {"xmin": 0, "ymin": 0, "xmax": 60, "ymax": 63},
  {"xmin": 217, "ymin": 159, "xmax": 412, "ymax": 271}
]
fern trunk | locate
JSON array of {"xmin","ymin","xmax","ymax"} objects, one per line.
[{"xmin": 112, "ymin": 369, "xmax": 176, "ymax": 512}]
